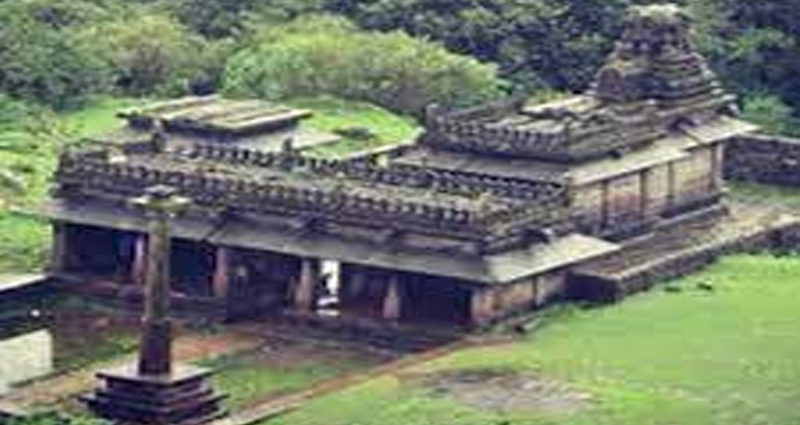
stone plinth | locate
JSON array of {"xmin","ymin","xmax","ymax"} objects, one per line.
[{"xmin": 82, "ymin": 364, "xmax": 225, "ymax": 425}]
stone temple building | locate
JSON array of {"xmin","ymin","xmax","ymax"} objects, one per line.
[{"xmin": 41, "ymin": 4, "xmax": 757, "ymax": 330}]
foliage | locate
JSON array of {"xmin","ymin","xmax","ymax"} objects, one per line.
[
  {"xmin": 224, "ymin": 16, "xmax": 506, "ymax": 116},
  {"xmin": 77, "ymin": 13, "xmax": 219, "ymax": 96},
  {"xmin": 741, "ymin": 94, "xmax": 800, "ymax": 136},
  {"xmin": 167, "ymin": 0, "xmax": 327, "ymax": 39},
  {"xmin": 679, "ymin": 0, "xmax": 800, "ymax": 116},
  {"xmin": 0, "ymin": 1, "xmax": 112, "ymax": 109},
  {"xmin": 287, "ymin": 96, "xmax": 418, "ymax": 157},
  {"xmin": 0, "ymin": 97, "xmax": 145, "ymax": 274},
  {"xmin": 265, "ymin": 255, "xmax": 800, "ymax": 425},
  {"xmin": 326, "ymin": 0, "xmax": 628, "ymax": 92}
]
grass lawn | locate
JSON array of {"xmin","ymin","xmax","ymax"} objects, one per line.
[
  {"xmin": 264, "ymin": 255, "xmax": 800, "ymax": 425},
  {"xmin": 729, "ymin": 181, "xmax": 800, "ymax": 206},
  {"xmin": 0, "ymin": 97, "xmax": 146, "ymax": 275},
  {"xmin": 202, "ymin": 347, "xmax": 380, "ymax": 410},
  {"xmin": 289, "ymin": 96, "xmax": 418, "ymax": 157}
]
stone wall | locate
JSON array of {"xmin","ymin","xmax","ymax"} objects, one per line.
[
  {"xmin": 725, "ymin": 134, "xmax": 800, "ymax": 186},
  {"xmin": 0, "ymin": 330, "xmax": 53, "ymax": 395},
  {"xmin": 568, "ymin": 219, "xmax": 800, "ymax": 304}
]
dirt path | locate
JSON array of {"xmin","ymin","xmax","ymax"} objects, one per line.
[
  {"xmin": 0, "ymin": 325, "xmax": 264, "ymax": 415},
  {"xmin": 213, "ymin": 339, "xmax": 472, "ymax": 425}
]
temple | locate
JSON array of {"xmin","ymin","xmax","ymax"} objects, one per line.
[{"xmin": 41, "ymin": 4, "xmax": 757, "ymax": 330}]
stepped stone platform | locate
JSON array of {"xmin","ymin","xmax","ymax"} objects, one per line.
[
  {"xmin": 570, "ymin": 200, "xmax": 800, "ymax": 303},
  {"xmin": 82, "ymin": 364, "xmax": 226, "ymax": 425}
]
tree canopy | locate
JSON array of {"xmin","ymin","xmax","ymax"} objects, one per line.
[
  {"xmin": 224, "ymin": 16, "xmax": 506, "ymax": 116},
  {"xmin": 1, "ymin": 0, "xmax": 800, "ymax": 130}
]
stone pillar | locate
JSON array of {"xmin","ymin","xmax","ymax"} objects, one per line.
[
  {"xmin": 130, "ymin": 186, "xmax": 189, "ymax": 377},
  {"xmin": 667, "ymin": 161, "xmax": 677, "ymax": 208},
  {"xmin": 711, "ymin": 143, "xmax": 724, "ymax": 191},
  {"xmin": 130, "ymin": 234, "xmax": 148, "ymax": 286},
  {"xmin": 382, "ymin": 274, "xmax": 402, "ymax": 322},
  {"xmin": 84, "ymin": 186, "xmax": 225, "ymax": 425},
  {"xmin": 600, "ymin": 179, "xmax": 611, "ymax": 228},
  {"xmin": 293, "ymin": 257, "xmax": 320, "ymax": 314},
  {"xmin": 49, "ymin": 222, "xmax": 70, "ymax": 274},
  {"xmin": 470, "ymin": 287, "xmax": 495, "ymax": 327},
  {"xmin": 212, "ymin": 247, "xmax": 231, "ymax": 300},
  {"xmin": 346, "ymin": 266, "xmax": 367, "ymax": 301},
  {"xmin": 640, "ymin": 169, "xmax": 651, "ymax": 218}
]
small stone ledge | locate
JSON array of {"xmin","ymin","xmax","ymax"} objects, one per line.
[{"xmin": 569, "ymin": 202, "xmax": 800, "ymax": 303}]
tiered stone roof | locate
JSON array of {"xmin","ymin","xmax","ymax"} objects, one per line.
[
  {"xmin": 421, "ymin": 4, "xmax": 738, "ymax": 163},
  {"xmin": 55, "ymin": 137, "xmax": 570, "ymax": 255}
]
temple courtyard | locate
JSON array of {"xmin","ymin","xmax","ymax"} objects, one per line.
[
  {"xmin": 3, "ymin": 250, "xmax": 800, "ymax": 425},
  {"xmin": 262, "ymin": 253, "xmax": 800, "ymax": 425},
  {"xmin": 4, "ymin": 4, "xmax": 800, "ymax": 421},
  {"xmin": 4, "ymin": 179, "xmax": 800, "ymax": 425}
]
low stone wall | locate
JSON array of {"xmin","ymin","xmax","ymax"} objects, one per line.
[
  {"xmin": 725, "ymin": 134, "xmax": 800, "ymax": 185},
  {"xmin": 569, "ymin": 219, "xmax": 800, "ymax": 304}
]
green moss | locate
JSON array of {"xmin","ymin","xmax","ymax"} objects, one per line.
[
  {"xmin": 264, "ymin": 255, "xmax": 800, "ymax": 425},
  {"xmin": 287, "ymin": 96, "xmax": 419, "ymax": 157}
]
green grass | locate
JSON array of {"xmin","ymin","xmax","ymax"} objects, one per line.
[
  {"xmin": 201, "ymin": 349, "xmax": 371, "ymax": 410},
  {"xmin": 0, "ymin": 97, "xmax": 147, "ymax": 274},
  {"xmin": 729, "ymin": 181, "xmax": 800, "ymax": 206},
  {"xmin": 264, "ymin": 255, "xmax": 800, "ymax": 425},
  {"xmin": 0, "ymin": 213, "xmax": 51, "ymax": 273},
  {"xmin": 287, "ymin": 96, "xmax": 419, "ymax": 157}
]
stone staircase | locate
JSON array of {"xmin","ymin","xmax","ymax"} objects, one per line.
[{"xmin": 570, "ymin": 201, "xmax": 800, "ymax": 303}]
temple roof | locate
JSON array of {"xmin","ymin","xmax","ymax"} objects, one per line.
[
  {"xmin": 119, "ymin": 96, "xmax": 313, "ymax": 137},
  {"xmin": 420, "ymin": 3, "xmax": 739, "ymax": 163},
  {"xmin": 54, "ymin": 136, "xmax": 571, "ymax": 256},
  {"xmin": 92, "ymin": 96, "xmax": 341, "ymax": 153},
  {"xmin": 401, "ymin": 115, "xmax": 756, "ymax": 185}
]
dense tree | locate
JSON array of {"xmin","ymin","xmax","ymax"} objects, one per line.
[
  {"xmin": 0, "ymin": 0, "xmax": 111, "ymax": 109},
  {"xmin": 325, "ymin": 0, "xmax": 628, "ymax": 92},
  {"xmin": 741, "ymin": 94, "xmax": 800, "ymax": 136},
  {"xmin": 224, "ymin": 16, "xmax": 506, "ymax": 116},
  {"xmin": 1, "ymin": 0, "xmax": 800, "ymax": 131},
  {"xmin": 167, "ymin": 0, "xmax": 326, "ymax": 38},
  {"xmin": 78, "ymin": 13, "xmax": 220, "ymax": 96},
  {"xmin": 691, "ymin": 0, "xmax": 800, "ymax": 110}
]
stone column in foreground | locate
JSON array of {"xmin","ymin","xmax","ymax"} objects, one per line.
[
  {"xmin": 83, "ymin": 185, "xmax": 226, "ymax": 425},
  {"xmin": 132, "ymin": 185, "xmax": 189, "ymax": 376}
]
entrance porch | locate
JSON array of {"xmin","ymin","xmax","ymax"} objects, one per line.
[{"xmin": 49, "ymin": 222, "xmax": 498, "ymax": 328}]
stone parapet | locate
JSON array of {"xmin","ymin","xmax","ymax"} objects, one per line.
[
  {"xmin": 54, "ymin": 145, "xmax": 571, "ymax": 253},
  {"xmin": 725, "ymin": 134, "xmax": 800, "ymax": 186}
]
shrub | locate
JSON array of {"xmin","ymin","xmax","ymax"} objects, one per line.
[
  {"xmin": 168, "ymin": 0, "xmax": 327, "ymax": 39},
  {"xmin": 741, "ymin": 94, "xmax": 800, "ymax": 136},
  {"xmin": 78, "ymin": 13, "xmax": 219, "ymax": 96},
  {"xmin": 0, "ymin": 2, "xmax": 111, "ymax": 109},
  {"xmin": 223, "ymin": 16, "xmax": 506, "ymax": 116}
]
